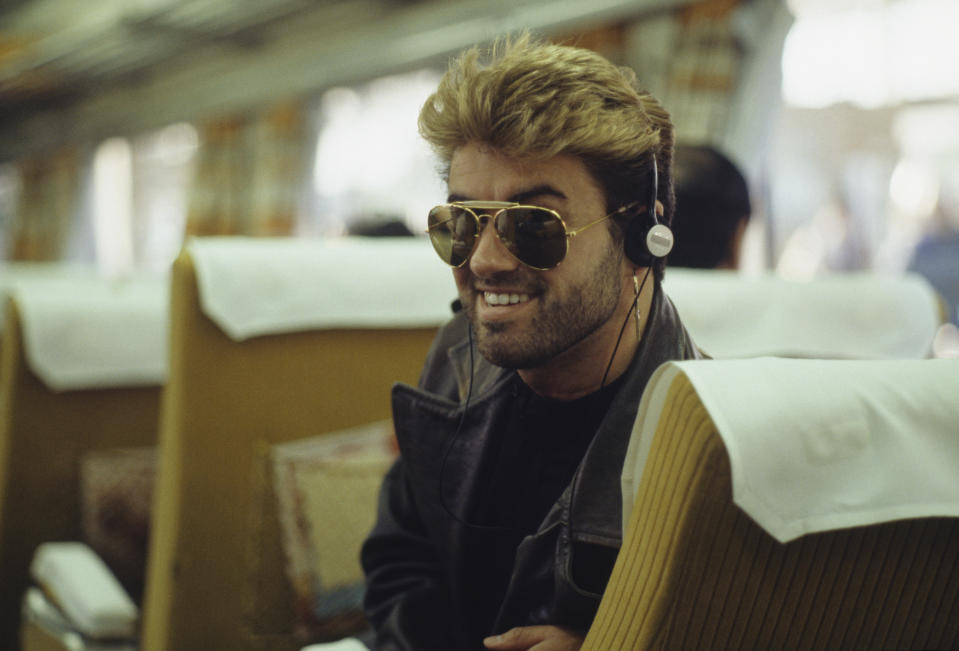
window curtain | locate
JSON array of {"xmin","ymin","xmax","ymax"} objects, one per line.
[
  {"xmin": 665, "ymin": 0, "xmax": 750, "ymax": 143},
  {"xmin": 554, "ymin": 0, "xmax": 749, "ymax": 144},
  {"xmin": 621, "ymin": 0, "xmax": 787, "ymax": 151},
  {"xmin": 8, "ymin": 147, "xmax": 79, "ymax": 260},
  {"xmin": 185, "ymin": 101, "xmax": 307, "ymax": 237}
]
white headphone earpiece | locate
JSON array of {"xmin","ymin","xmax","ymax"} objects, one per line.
[
  {"xmin": 625, "ymin": 157, "xmax": 674, "ymax": 264},
  {"xmin": 646, "ymin": 223, "xmax": 674, "ymax": 258}
]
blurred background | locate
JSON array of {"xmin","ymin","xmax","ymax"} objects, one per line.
[{"xmin": 0, "ymin": 0, "xmax": 956, "ymax": 317}]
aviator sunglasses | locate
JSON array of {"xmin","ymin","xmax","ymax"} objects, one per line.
[{"xmin": 426, "ymin": 200, "xmax": 639, "ymax": 271}]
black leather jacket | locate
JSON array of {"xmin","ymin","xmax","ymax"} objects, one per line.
[{"xmin": 361, "ymin": 286, "xmax": 702, "ymax": 650}]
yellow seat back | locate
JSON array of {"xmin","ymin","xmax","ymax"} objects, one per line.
[{"xmin": 142, "ymin": 249, "xmax": 438, "ymax": 650}]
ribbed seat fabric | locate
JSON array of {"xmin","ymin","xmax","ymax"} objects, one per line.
[{"xmin": 583, "ymin": 373, "xmax": 959, "ymax": 650}]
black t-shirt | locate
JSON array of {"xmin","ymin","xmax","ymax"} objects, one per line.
[{"xmin": 457, "ymin": 371, "xmax": 625, "ymax": 641}]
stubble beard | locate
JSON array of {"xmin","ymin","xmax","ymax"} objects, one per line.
[{"xmin": 464, "ymin": 244, "xmax": 624, "ymax": 370}]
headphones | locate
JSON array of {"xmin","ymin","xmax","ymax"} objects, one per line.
[{"xmin": 623, "ymin": 157, "xmax": 674, "ymax": 267}]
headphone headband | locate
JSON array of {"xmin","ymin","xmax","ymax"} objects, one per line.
[{"xmin": 650, "ymin": 157, "xmax": 659, "ymax": 224}]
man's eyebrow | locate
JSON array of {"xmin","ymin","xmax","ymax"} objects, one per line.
[
  {"xmin": 510, "ymin": 185, "xmax": 566, "ymax": 204},
  {"xmin": 446, "ymin": 185, "xmax": 567, "ymax": 204}
]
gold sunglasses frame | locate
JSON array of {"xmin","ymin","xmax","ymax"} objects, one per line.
[{"xmin": 426, "ymin": 200, "xmax": 638, "ymax": 271}]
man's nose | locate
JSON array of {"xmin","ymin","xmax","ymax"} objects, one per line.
[{"xmin": 469, "ymin": 216, "xmax": 520, "ymax": 275}]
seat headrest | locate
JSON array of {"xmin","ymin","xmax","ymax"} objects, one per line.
[
  {"xmin": 188, "ymin": 237, "xmax": 457, "ymax": 341},
  {"xmin": 663, "ymin": 269, "xmax": 941, "ymax": 359},
  {"xmin": 624, "ymin": 357, "xmax": 959, "ymax": 542},
  {"xmin": 9, "ymin": 274, "xmax": 168, "ymax": 391}
]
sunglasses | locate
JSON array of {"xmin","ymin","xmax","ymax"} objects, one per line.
[{"xmin": 426, "ymin": 201, "xmax": 639, "ymax": 271}]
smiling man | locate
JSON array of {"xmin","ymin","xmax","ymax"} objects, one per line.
[{"xmin": 360, "ymin": 34, "xmax": 702, "ymax": 651}]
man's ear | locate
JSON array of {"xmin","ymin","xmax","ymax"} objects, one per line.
[{"xmin": 655, "ymin": 200, "xmax": 664, "ymax": 217}]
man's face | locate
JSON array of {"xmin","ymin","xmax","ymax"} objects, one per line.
[{"xmin": 447, "ymin": 141, "xmax": 629, "ymax": 370}]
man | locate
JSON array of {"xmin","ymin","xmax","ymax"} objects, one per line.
[
  {"xmin": 361, "ymin": 34, "xmax": 702, "ymax": 651},
  {"xmin": 668, "ymin": 144, "xmax": 752, "ymax": 269}
]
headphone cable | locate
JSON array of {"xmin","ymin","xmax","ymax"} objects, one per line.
[
  {"xmin": 600, "ymin": 266, "xmax": 651, "ymax": 389},
  {"xmin": 438, "ymin": 265, "xmax": 650, "ymax": 531},
  {"xmin": 438, "ymin": 321, "xmax": 517, "ymax": 531}
]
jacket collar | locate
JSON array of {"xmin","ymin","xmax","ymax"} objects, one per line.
[
  {"xmin": 568, "ymin": 284, "xmax": 702, "ymax": 543},
  {"xmin": 442, "ymin": 284, "xmax": 701, "ymax": 543}
]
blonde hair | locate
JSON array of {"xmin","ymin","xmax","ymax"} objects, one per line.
[{"xmin": 419, "ymin": 33, "xmax": 676, "ymax": 276}]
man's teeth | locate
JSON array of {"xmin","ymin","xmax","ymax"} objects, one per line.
[{"xmin": 484, "ymin": 292, "xmax": 530, "ymax": 306}]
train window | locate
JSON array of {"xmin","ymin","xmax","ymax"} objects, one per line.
[
  {"xmin": 772, "ymin": 0, "xmax": 959, "ymax": 281},
  {"xmin": 90, "ymin": 124, "xmax": 197, "ymax": 275},
  {"xmin": 130, "ymin": 124, "xmax": 198, "ymax": 271},
  {"xmin": 783, "ymin": 0, "xmax": 959, "ymax": 108},
  {"xmin": 302, "ymin": 68, "xmax": 445, "ymax": 237},
  {"xmin": 92, "ymin": 138, "xmax": 135, "ymax": 276}
]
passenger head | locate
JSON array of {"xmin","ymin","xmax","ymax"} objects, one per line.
[
  {"xmin": 669, "ymin": 144, "xmax": 751, "ymax": 269},
  {"xmin": 418, "ymin": 33, "xmax": 675, "ymax": 280}
]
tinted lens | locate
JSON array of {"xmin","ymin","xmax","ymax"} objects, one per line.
[
  {"xmin": 428, "ymin": 205, "xmax": 477, "ymax": 267},
  {"xmin": 496, "ymin": 207, "xmax": 568, "ymax": 269}
]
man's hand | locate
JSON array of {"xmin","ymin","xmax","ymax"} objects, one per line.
[{"xmin": 483, "ymin": 625, "xmax": 584, "ymax": 651}]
